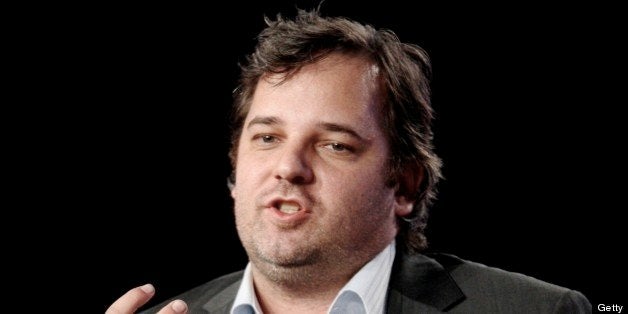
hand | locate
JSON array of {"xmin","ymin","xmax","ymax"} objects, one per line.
[{"xmin": 106, "ymin": 284, "xmax": 188, "ymax": 314}]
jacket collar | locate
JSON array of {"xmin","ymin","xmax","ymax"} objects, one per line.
[{"xmin": 387, "ymin": 250, "xmax": 466, "ymax": 312}]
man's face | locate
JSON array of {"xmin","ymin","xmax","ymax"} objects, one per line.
[{"xmin": 231, "ymin": 53, "xmax": 410, "ymax": 280}]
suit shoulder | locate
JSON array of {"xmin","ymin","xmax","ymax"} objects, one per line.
[
  {"xmin": 429, "ymin": 253, "xmax": 591, "ymax": 313},
  {"xmin": 198, "ymin": 270, "xmax": 245, "ymax": 294},
  {"xmin": 444, "ymin": 254, "xmax": 570, "ymax": 293}
]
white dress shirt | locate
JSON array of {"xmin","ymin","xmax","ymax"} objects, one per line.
[{"xmin": 231, "ymin": 241, "xmax": 396, "ymax": 314}]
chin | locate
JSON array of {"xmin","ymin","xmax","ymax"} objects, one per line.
[
  {"xmin": 249, "ymin": 242, "xmax": 321, "ymax": 268},
  {"xmin": 252, "ymin": 253, "xmax": 321, "ymax": 285}
]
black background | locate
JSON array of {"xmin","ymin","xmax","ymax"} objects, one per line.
[{"xmin": 27, "ymin": 1, "xmax": 624, "ymax": 311}]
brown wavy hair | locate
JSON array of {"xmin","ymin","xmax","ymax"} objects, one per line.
[{"xmin": 228, "ymin": 9, "xmax": 442, "ymax": 253}]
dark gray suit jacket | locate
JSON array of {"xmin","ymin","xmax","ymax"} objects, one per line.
[{"xmin": 142, "ymin": 252, "xmax": 591, "ymax": 313}]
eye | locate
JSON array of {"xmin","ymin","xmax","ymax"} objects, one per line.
[
  {"xmin": 252, "ymin": 134, "xmax": 279, "ymax": 147},
  {"xmin": 261, "ymin": 135, "xmax": 276, "ymax": 143},
  {"xmin": 323, "ymin": 142, "xmax": 354, "ymax": 154},
  {"xmin": 329, "ymin": 143, "xmax": 348, "ymax": 151}
]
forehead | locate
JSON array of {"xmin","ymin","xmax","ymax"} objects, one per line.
[{"xmin": 246, "ymin": 53, "xmax": 384, "ymax": 129}]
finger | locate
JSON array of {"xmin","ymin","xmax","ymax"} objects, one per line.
[
  {"xmin": 156, "ymin": 300, "xmax": 188, "ymax": 314},
  {"xmin": 106, "ymin": 284, "xmax": 155, "ymax": 314}
]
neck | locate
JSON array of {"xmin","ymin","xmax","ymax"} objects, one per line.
[
  {"xmin": 247, "ymin": 231, "xmax": 397, "ymax": 313},
  {"xmin": 257, "ymin": 274, "xmax": 339, "ymax": 313},
  {"xmin": 250, "ymin": 254, "xmax": 373, "ymax": 314}
]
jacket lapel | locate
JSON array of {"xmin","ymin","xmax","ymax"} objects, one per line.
[
  {"xmin": 202, "ymin": 278, "xmax": 242, "ymax": 313},
  {"xmin": 386, "ymin": 252, "xmax": 466, "ymax": 312}
]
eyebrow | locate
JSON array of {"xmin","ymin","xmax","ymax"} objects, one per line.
[
  {"xmin": 246, "ymin": 116, "xmax": 283, "ymax": 129},
  {"xmin": 318, "ymin": 122, "xmax": 365, "ymax": 141},
  {"xmin": 246, "ymin": 116, "xmax": 366, "ymax": 142}
]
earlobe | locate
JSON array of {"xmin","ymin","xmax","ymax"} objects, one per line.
[
  {"xmin": 228, "ymin": 173, "xmax": 236, "ymax": 198},
  {"xmin": 230, "ymin": 182, "xmax": 238, "ymax": 199},
  {"xmin": 394, "ymin": 196, "xmax": 414, "ymax": 216},
  {"xmin": 394, "ymin": 162, "xmax": 424, "ymax": 217}
]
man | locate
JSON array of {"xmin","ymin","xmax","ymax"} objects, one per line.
[{"xmin": 108, "ymin": 9, "xmax": 591, "ymax": 314}]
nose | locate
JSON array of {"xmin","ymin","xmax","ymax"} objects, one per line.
[{"xmin": 274, "ymin": 142, "xmax": 314, "ymax": 184}]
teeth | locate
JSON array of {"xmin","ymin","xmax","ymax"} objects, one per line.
[{"xmin": 279, "ymin": 202, "xmax": 300, "ymax": 214}]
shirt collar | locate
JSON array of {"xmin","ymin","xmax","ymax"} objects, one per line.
[
  {"xmin": 329, "ymin": 240, "xmax": 395, "ymax": 314},
  {"xmin": 231, "ymin": 241, "xmax": 396, "ymax": 314},
  {"xmin": 231, "ymin": 263, "xmax": 262, "ymax": 314}
]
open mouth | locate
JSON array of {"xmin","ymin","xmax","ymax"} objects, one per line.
[{"xmin": 276, "ymin": 200, "xmax": 301, "ymax": 214}]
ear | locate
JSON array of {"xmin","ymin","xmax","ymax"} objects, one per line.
[
  {"xmin": 228, "ymin": 172, "xmax": 237, "ymax": 199},
  {"xmin": 394, "ymin": 163, "xmax": 424, "ymax": 217}
]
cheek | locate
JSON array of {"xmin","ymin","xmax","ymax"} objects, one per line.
[
  {"xmin": 233, "ymin": 195, "xmax": 252, "ymax": 231},
  {"xmin": 235, "ymin": 144, "xmax": 272, "ymax": 177},
  {"xmin": 233, "ymin": 156, "xmax": 257, "ymax": 193},
  {"xmin": 325, "ymin": 168, "xmax": 392, "ymax": 208}
]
